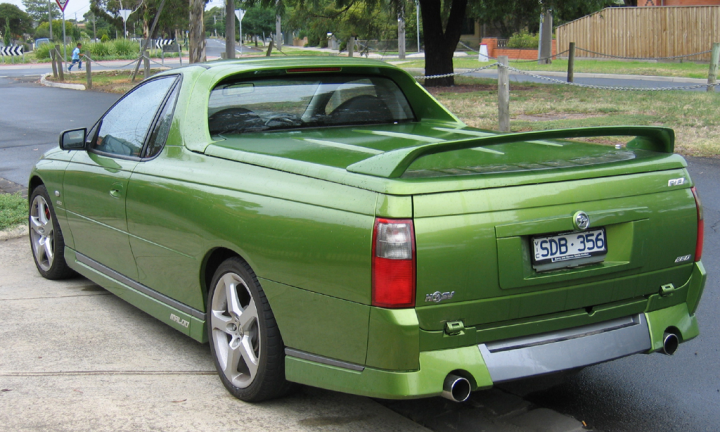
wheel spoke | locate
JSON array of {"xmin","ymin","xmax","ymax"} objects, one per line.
[
  {"xmin": 239, "ymin": 335, "xmax": 259, "ymax": 379},
  {"xmin": 44, "ymin": 214, "xmax": 53, "ymax": 233},
  {"xmin": 35, "ymin": 237, "xmax": 48, "ymax": 263},
  {"xmin": 224, "ymin": 338, "xmax": 243, "ymax": 379},
  {"xmin": 210, "ymin": 310, "xmax": 232, "ymax": 333},
  {"xmin": 223, "ymin": 275, "xmax": 243, "ymax": 319},
  {"xmin": 38, "ymin": 200, "xmax": 48, "ymax": 225},
  {"xmin": 30, "ymin": 216, "xmax": 44, "ymax": 234},
  {"xmin": 43, "ymin": 237, "xmax": 53, "ymax": 262},
  {"xmin": 238, "ymin": 298, "xmax": 258, "ymax": 332}
]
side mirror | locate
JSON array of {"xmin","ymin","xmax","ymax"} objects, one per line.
[{"xmin": 59, "ymin": 128, "xmax": 87, "ymax": 150}]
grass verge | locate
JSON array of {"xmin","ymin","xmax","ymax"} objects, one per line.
[
  {"xmin": 400, "ymin": 57, "xmax": 712, "ymax": 79},
  {"xmin": 46, "ymin": 69, "xmax": 167, "ymax": 94},
  {"xmin": 427, "ymin": 76, "xmax": 720, "ymax": 157},
  {"xmin": 0, "ymin": 193, "xmax": 27, "ymax": 231}
]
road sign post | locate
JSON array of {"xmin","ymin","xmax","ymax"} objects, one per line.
[
  {"xmin": 55, "ymin": 0, "xmax": 68, "ymax": 69},
  {"xmin": 235, "ymin": 9, "xmax": 245, "ymax": 54},
  {"xmin": 118, "ymin": 10, "xmax": 132, "ymax": 38}
]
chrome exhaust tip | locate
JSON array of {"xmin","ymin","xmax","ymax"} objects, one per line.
[
  {"xmin": 441, "ymin": 374, "xmax": 471, "ymax": 402},
  {"xmin": 662, "ymin": 332, "xmax": 679, "ymax": 355}
]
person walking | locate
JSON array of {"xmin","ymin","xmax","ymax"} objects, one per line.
[{"xmin": 68, "ymin": 43, "xmax": 82, "ymax": 71}]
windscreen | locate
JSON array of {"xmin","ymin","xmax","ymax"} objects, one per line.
[{"xmin": 208, "ymin": 74, "xmax": 415, "ymax": 135}]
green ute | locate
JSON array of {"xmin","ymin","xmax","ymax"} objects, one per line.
[{"xmin": 29, "ymin": 57, "xmax": 705, "ymax": 403}]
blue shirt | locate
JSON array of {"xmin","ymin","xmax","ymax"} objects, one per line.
[{"xmin": 72, "ymin": 47, "xmax": 80, "ymax": 60}]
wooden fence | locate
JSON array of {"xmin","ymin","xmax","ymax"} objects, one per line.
[{"xmin": 557, "ymin": 6, "xmax": 720, "ymax": 61}]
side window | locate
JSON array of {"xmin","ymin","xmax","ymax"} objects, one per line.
[
  {"xmin": 144, "ymin": 82, "xmax": 180, "ymax": 158},
  {"xmin": 92, "ymin": 77, "xmax": 176, "ymax": 157}
]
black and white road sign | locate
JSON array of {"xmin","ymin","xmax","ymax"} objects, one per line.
[
  {"xmin": 0, "ymin": 45, "xmax": 24, "ymax": 56},
  {"xmin": 155, "ymin": 39, "xmax": 175, "ymax": 49}
]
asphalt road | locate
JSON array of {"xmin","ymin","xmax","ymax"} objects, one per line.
[
  {"xmin": 0, "ymin": 76, "xmax": 119, "ymax": 186},
  {"xmin": 0, "ymin": 70, "xmax": 717, "ymax": 432}
]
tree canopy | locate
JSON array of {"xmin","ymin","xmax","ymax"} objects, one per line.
[
  {"xmin": 468, "ymin": 0, "xmax": 617, "ymax": 38},
  {"xmin": 90, "ymin": 0, "xmax": 189, "ymax": 38},
  {"xmin": 0, "ymin": 3, "xmax": 33, "ymax": 41},
  {"xmin": 21, "ymin": 0, "xmax": 60, "ymax": 26}
]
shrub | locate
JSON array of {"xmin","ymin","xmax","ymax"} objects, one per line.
[
  {"xmin": 86, "ymin": 41, "xmax": 112, "ymax": 58},
  {"xmin": 507, "ymin": 30, "xmax": 540, "ymax": 49},
  {"xmin": 112, "ymin": 38, "xmax": 138, "ymax": 57},
  {"xmin": 101, "ymin": 34, "xmax": 109, "ymax": 43},
  {"xmin": 34, "ymin": 42, "xmax": 52, "ymax": 60}
]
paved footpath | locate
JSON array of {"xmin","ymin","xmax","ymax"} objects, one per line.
[
  {"xmin": 0, "ymin": 235, "xmax": 586, "ymax": 432},
  {"xmin": 0, "ymin": 236, "xmax": 430, "ymax": 432}
]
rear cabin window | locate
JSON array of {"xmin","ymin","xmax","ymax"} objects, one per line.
[{"xmin": 207, "ymin": 75, "xmax": 415, "ymax": 135}]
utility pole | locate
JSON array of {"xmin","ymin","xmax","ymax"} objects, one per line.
[
  {"xmin": 92, "ymin": 13, "xmax": 96, "ymax": 41},
  {"xmin": 415, "ymin": 0, "xmax": 420, "ymax": 53},
  {"xmin": 47, "ymin": 0, "xmax": 53, "ymax": 40},
  {"xmin": 275, "ymin": 0, "xmax": 282, "ymax": 50},
  {"xmin": 538, "ymin": 8, "xmax": 553, "ymax": 65},
  {"xmin": 225, "ymin": 0, "xmax": 235, "ymax": 59},
  {"xmin": 398, "ymin": 1, "xmax": 405, "ymax": 59}
]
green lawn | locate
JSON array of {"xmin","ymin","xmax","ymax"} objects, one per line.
[
  {"xmin": 0, "ymin": 193, "xmax": 27, "ymax": 231},
  {"xmin": 400, "ymin": 57, "xmax": 713, "ymax": 80},
  {"xmin": 46, "ymin": 69, "xmax": 167, "ymax": 94},
  {"xmin": 267, "ymin": 46, "xmax": 337, "ymax": 57},
  {"xmin": 428, "ymin": 76, "xmax": 720, "ymax": 157}
]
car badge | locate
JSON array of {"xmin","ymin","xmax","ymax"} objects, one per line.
[
  {"xmin": 668, "ymin": 178, "xmax": 685, "ymax": 187},
  {"xmin": 573, "ymin": 211, "xmax": 590, "ymax": 230},
  {"xmin": 425, "ymin": 291, "xmax": 455, "ymax": 303}
]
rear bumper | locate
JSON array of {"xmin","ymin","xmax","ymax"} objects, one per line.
[
  {"xmin": 285, "ymin": 259, "xmax": 704, "ymax": 400},
  {"xmin": 479, "ymin": 313, "xmax": 651, "ymax": 383},
  {"xmin": 286, "ymin": 303, "xmax": 698, "ymax": 399}
]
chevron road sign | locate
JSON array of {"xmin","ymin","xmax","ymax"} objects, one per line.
[
  {"xmin": 155, "ymin": 39, "xmax": 175, "ymax": 49},
  {"xmin": 0, "ymin": 46, "xmax": 24, "ymax": 56}
]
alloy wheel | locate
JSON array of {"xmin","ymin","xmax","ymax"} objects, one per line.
[
  {"xmin": 30, "ymin": 195, "xmax": 54, "ymax": 271},
  {"xmin": 210, "ymin": 272, "xmax": 261, "ymax": 389}
]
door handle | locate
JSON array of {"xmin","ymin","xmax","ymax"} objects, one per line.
[{"xmin": 110, "ymin": 189, "xmax": 121, "ymax": 198}]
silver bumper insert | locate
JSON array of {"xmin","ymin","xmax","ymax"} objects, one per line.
[{"xmin": 479, "ymin": 314, "xmax": 651, "ymax": 383}]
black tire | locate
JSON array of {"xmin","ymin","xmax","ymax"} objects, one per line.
[
  {"xmin": 29, "ymin": 185, "xmax": 75, "ymax": 280},
  {"xmin": 207, "ymin": 257, "xmax": 291, "ymax": 402}
]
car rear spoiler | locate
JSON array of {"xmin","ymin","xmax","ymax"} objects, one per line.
[{"xmin": 346, "ymin": 126, "xmax": 675, "ymax": 179}]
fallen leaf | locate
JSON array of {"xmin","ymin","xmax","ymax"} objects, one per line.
[{"xmin": 1, "ymin": 389, "xmax": 11, "ymax": 392}]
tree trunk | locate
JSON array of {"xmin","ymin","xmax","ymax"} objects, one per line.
[
  {"xmin": 225, "ymin": 0, "xmax": 235, "ymax": 59},
  {"xmin": 189, "ymin": 0, "xmax": 206, "ymax": 63},
  {"xmin": 418, "ymin": 0, "xmax": 468, "ymax": 86}
]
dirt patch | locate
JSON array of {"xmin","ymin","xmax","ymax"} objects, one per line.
[{"xmin": 515, "ymin": 113, "xmax": 604, "ymax": 122}]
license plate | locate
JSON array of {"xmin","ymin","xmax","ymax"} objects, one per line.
[{"xmin": 532, "ymin": 228, "xmax": 607, "ymax": 271}]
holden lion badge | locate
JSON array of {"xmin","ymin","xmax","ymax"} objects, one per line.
[{"xmin": 573, "ymin": 211, "xmax": 590, "ymax": 230}]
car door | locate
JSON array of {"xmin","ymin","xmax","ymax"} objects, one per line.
[
  {"xmin": 63, "ymin": 76, "xmax": 179, "ymax": 279},
  {"xmin": 124, "ymin": 80, "xmax": 209, "ymax": 310}
]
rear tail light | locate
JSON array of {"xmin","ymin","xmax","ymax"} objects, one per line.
[
  {"xmin": 372, "ymin": 218, "xmax": 416, "ymax": 308},
  {"xmin": 692, "ymin": 187, "xmax": 704, "ymax": 262}
]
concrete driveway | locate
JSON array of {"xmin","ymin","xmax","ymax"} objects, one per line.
[{"xmin": 0, "ymin": 236, "xmax": 430, "ymax": 432}]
